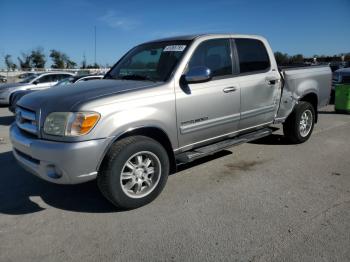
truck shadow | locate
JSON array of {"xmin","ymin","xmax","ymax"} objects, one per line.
[
  {"xmin": 249, "ymin": 134, "xmax": 294, "ymax": 145},
  {"xmin": 0, "ymin": 151, "xmax": 118, "ymax": 215},
  {"xmin": 0, "ymin": 150, "xmax": 232, "ymax": 215},
  {"xmin": 318, "ymin": 110, "xmax": 349, "ymax": 115},
  {"xmin": 176, "ymin": 150, "xmax": 232, "ymax": 173},
  {"xmin": 0, "ymin": 116, "xmax": 15, "ymax": 126}
]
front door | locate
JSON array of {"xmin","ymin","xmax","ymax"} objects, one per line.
[{"xmin": 175, "ymin": 38, "xmax": 241, "ymax": 149}]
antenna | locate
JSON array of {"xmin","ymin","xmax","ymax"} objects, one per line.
[{"xmin": 94, "ymin": 26, "xmax": 97, "ymax": 66}]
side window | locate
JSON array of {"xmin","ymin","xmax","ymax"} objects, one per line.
[
  {"xmin": 54, "ymin": 74, "xmax": 70, "ymax": 81},
  {"xmin": 61, "ymin": 74, "xmax": 72, "ymax": 80},
  {"xmin": 188, "ymin": 39, "xmax": 232, "ymax": 78},
  {"xmin": 235, "ymin": 39, "xmax": 270, "ymax": 74},
  {"xmin": 50, "ymin": 74, "xmax": 59, "ymax": 82},
  {"xmin": 53, "ymin": 74, "xmax": 61, "ymax": 81},
  {"xmin": 38, "ymin": 75, "xmax": 53, "ymax": 83}
]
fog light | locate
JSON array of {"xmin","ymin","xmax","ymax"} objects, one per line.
[{"xmin": 46, "ymin": 165, "xmax": 62, "ymax": 179}]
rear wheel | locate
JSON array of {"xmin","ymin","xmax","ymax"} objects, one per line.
[
  {"xmin": 98, "ymin": 136, "xmax": 169, "ymax": 209},
  {"xmin": 283, "ymin": 101, "xmax": 315, "ymax": 144}
]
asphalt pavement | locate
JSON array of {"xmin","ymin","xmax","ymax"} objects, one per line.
[{"xmin": 0, "ymin": 105, "xmax": 349, "ymax": 262}]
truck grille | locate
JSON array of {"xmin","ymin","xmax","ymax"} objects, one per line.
[{"xmin": 15, "ymin": 106, "xmax": 38, "ymax": 136}]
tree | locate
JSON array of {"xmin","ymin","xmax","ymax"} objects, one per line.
[
  {"xmin": 49, "ymin": 49, "xmax": 76, "ymax": 69},
  {"xmin": 17, "ymin": 52, "xmax": 32, "ymax": 70},
  {"xmin": 344, "ymin": 53, "xmax": 350, "ymax": 62},
  {"xmin": 30, "ymin": 47, "xmax": 46, "ymax": 69},
  {"xmin": 290, "ymin": 54, "xmax": 304, "ymax": 64},
  {"xmin": 4, "ymin": 54, "xmax": 17, "ymax": 70},
  {"xmin": 66, "ymin": 59, "xmax": 77, "ymax": 69},
  {"xmin": 86, "ymin": 63, "xmax": 100, "ymax": 69},
  {"xmin": 50, "ymin": 50, "xmax": 65, "ymax": 69},
  {"xmin": 274, "ymin": 52, "xmax": 289, "ymax": 65}
]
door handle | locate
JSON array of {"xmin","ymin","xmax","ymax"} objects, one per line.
[
  {"xmin": 266, "ymin": 77, "xmax": 279, "ymax": 85},
  {"xmin": 223, "ymin": 87, "xmax": 237, "ymax": 93}
]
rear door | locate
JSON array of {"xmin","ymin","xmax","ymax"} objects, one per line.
[
  {"xmin": 234, "ymin": 38, "xmax": 281, "ymax": 130},
  {"xmin": 175, "ymin": 38, "xmax": 241, "ymax": 149}
]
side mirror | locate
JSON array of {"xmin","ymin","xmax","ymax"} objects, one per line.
[
  {"xmin": 184, "ymin": 66, "xmax": 212, "ymax": 84},
  {"xmin": 33, "ymin": 80, "xmax": 39, "ymax": 85}
]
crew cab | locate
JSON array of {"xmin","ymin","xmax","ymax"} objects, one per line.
[
  {"xmin": 0, "ymin": 72, "xmax": 74, "ymax": 105},
  {"xmin": 10, "ymin": 34, "xmax": 332, "ymax": 209}
]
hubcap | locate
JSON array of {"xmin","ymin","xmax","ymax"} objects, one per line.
[
  {"xmin": 299, "ymin": 109, "xmax": 313, "ymax": 137},
  {"xmin": 120, "ymin": 151, "xmax": 161, "ymax": 198}
]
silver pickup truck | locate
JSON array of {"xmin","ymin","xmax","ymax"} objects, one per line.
[{"xmin": 10, "ymin": 34, "xmax": 331, "ymax": 209}]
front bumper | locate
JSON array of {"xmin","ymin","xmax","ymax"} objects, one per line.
[{"xmin": 10, "ymin": 124, "xmax": 112, "ymax": 184}]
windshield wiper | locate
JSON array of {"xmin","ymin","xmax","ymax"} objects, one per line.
[{"xmin": 120, "ymin": 74, "xmax": 157, "ymax": 82}]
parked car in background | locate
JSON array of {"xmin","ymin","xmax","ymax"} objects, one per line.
[
  {"xmin": 329, "ymin": 61, "xmax": 350, "ymax": 72},
  {"xmin": 333, "ymin": 67, "xmax": 350, "ymax": 88},
  {"xmin": 55, "ymin": 74, "xmax": 104, "ymax": 86},
  {"xmin": 0, "ymin": 75, "xmax": 7, "ymax": 83},
  {"xmin": 10, "ymin": 34, "xmax": 331, "ymax": 209},
  {"xmin": 9, "ymin": 74, "xmax": 104, "ymax": 112},
  {"xmin": 0, "ymin": 72, "xmax": 74, "ymax": 105}
]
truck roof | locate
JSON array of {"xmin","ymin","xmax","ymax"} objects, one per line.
[{"xmin": 145, "ymin": 33, "xmax": 264, "ymax": 44}]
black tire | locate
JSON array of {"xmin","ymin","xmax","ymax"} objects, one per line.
[
  {"xmin": 283, "ymin": 101, "xmax": 315, "ymax": 144},
  {"xmin": 98, "ymin": 135, "xmax": 169, "ymax": 209}
]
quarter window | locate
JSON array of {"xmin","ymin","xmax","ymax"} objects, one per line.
[
  {"xmin": 235, "ymin": 39, "xmax": 270, "ymax": 74},
  {"xmin": 188, "ymin": 39, "xmax": 232, "ymax": 78}
]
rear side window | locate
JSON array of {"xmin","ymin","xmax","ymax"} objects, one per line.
[
  {"xmin": 38, "ymin": 75, "xmax": 54, "ymax": 83},
  {"xmin": 188, "ymin": 39, "xmax": 232, "ymax": 78},
  {"xmin": 235, "ymin": 39, "xmax": 270, "ymax": 74},
  {"xmin": 56, "ymin": 74, "xmax": 71, "ymax": 81},
  {"xmin": 50, "ymin": 74, "xmax": 61, "ymax": 81}
]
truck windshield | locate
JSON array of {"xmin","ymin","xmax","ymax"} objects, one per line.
[{"xmin": 105, "ymin": 40, "xmax": 191, "ymax": 82}]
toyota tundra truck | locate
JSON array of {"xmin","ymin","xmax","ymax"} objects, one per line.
[{"xmin": 10, "ymin": 34, "xmax": 332, "ymax": 209}]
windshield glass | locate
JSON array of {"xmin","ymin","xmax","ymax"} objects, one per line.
[
  {"xmin": 105, "ymin": 40, "xmax": 191, "ymax": 82},
  {"xmin": 19, "ymin": 74, "xmax": 38, "ymax": 83}
]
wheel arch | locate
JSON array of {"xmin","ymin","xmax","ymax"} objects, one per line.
[
  {"xmin": 98, "ymin": 126, "xmax": 176, "ymax": 174},
  {"xmin": 299, "ymin": 92, "xmax": 318, "ymax": 123}
]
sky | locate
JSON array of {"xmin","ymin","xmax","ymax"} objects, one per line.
[{"xmin": 0, "ymin": 0, "xmax": 349, "ymax": 68}]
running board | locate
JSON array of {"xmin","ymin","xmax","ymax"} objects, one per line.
[{"xmin": 176, "ymin": 128, "xmax": 273, "ymax": 164}]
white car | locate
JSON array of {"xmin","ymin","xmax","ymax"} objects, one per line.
[{"xmin": 0, "ymin": 72, "xmax": 74, "ymax": 105}]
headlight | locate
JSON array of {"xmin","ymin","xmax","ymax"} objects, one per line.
[{"xmin": 44, "ymin": 112, "xmax": 100, "ymax": 136}]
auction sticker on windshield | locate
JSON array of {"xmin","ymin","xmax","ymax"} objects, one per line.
[{"xmin": 163, "ymin": 45, "xmax": 186, "ymax": 52}]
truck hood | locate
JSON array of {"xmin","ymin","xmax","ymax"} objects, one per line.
[{"xmin": 17, "ymin": 79, "xmax": 162, "ymax": 112}]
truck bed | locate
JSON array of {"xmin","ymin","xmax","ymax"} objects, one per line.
[{"xmin": 275, "ymin": 65, "xmax": 332, "ymax": 122}]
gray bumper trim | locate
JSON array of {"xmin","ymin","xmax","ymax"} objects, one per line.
[{"xmin": 10, "ymin": 124, "xmax": 112, "ymax": 184}]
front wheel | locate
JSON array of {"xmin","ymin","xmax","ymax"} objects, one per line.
[
  {"xmin": 98, "ymin": 136, "xmax": 169, "ymax": 209},
  {"xmin": 283, "ymin": 101, "xmax": 315, "ymax": 144}
]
